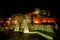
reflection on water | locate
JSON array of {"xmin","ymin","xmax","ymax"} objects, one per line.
[{"xmin": 0, "ymin": 32, "xmax": 48, "ymax": 40}]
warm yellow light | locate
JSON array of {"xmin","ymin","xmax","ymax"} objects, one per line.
[
  {"xmin": 33, "ymin": 17, "xmax": 40, "ymax": 23},
  {"xmin": 47, "ymin": 18, "xmax": 55, "ymax": 23},
  {"xmin": 8, "ymin": 18, "xmax": 11, "ymax": 20},
  {"xmin": 35, "ymin": 8, "xmax": 40, "ymax": 14},
  {"xmin": 14, "ymin": 19, "xmax": 17, "ymax": 24},
  {"xmin": 42, "ymin": 18, "xmax": 47, "ymax": 23},
  {"xmin": 34, "ymin": 21, "xmax": 40, "ymax": 23}
]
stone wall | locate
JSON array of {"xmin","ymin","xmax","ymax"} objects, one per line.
[{"xmin": 31, "ymin": 25, "xmax": 54, "ymax": 33}]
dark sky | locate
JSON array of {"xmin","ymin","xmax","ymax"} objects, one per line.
[{"xmin": 0, "ymin": 0, "xmax": 59, "ymax": 18}]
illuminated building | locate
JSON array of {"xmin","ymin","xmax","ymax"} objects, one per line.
[
  {"xmin": 6, "ymin": 8, "xmax": 58, "ymax": 37},
  {"xmin": 26, "ymin": 8, "xmax": 57, "ymax": 34},
  {"xmin": 2, "ymin": 8, "xmax": 57, "ymax": 40}
]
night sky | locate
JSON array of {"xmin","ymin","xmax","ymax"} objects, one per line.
[{"xmin": 0, "ymin": 0, "xmax": 59, "ymax": 18}]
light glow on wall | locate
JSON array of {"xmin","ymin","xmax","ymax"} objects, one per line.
[
  {"xmin": 42, "ymin": 18, "xmax": 47, "ymax": 22},
  {"xmin": 47, "ymin": 18, "xmax": 55, "ymax": 23},
  {"xmin": 33, "ymin": 17, "xmax": 56, "ymax": 24},
  {"xmin": 14, "ymin": 19, "xmax": 17, "ymax": 24},
  {"xmin": 5, "ymin": 27, "xmax": 8, "ymax": 29},
  {"xmin": 33, "ymin": 17, "xmax": 42, "ymax": 24}
]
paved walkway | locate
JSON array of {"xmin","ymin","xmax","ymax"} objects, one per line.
[
  {"xmin": 24, "ymin": 32, "xmax": 53, "ymax": 40},
  {"xmin": 0, "ymin": 32, "xmax": 48, "ymax": 40}
]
